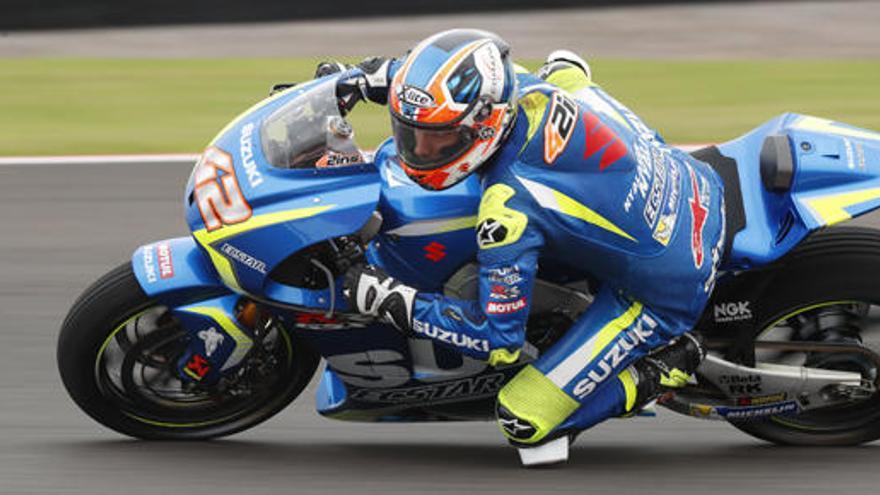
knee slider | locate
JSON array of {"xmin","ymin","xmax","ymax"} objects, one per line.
[{"xmin": 496, "ymin": 365, "xmax": 579, "ymax": 445}]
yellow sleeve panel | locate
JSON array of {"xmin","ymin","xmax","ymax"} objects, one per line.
[{"xmin": 477, "ymin": 184, "xmax": 529, "ymax": 250}]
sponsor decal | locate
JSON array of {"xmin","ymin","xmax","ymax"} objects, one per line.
[
  {"xmin": 396, "ymin": 85, "xmax": 436, "ymax": 108},
  {"xmin": 498, "ymin": 406, "xmax": 538, "ymax": 440},
  {"xmin": 489, "ymin": 284, "xmax": 521, "ymax": 300},
  {"xmin": 719, "ymin": 374, "xmax": 762, "ymax": 395},
  {"xmin": 413, "ymin": 319, "xmax": 490, "ymax": 353},
  {"xmin": 488, "ymin": 266, "xmax": 523, "ymax": 285},
  {"xmin": 142, "ymin": 245, "xmax": 157, "ymax": 283},
  {"xmin": 687, "ymin": 166, "xmax": 709, "ymax": 268},
  {"xmin": 423, "ymin": 241, "xmax": 447, "ymax": 262},
  {"xmin": 193, "ymin": 147, "xmax": 253, "ymax": 232},
  {"xmin": 714, "ymin": 301, "xmax": 753, "ymax": 323},
  {"xmin": 643, "ymin": 146, "xmax": 668, "ymax": 228},
  {"xmin": 690, "ymin": 404, "xmax": 715, "ymax": 418},
  {"xmin": 703, "ymin": 197, "xmax": 725, "ymax": 293},
  {"xmin": 477, "ymin": 218, "xmax": 507, "ymax": 248},
  {"xmin": 624, "ymin": 140, "xmax": 654, "ymax": 213},
  {"xmin": 544, "ymin": 92, "xmax": 578, "ymax": 164},
  {"xmin": 476, "ymin": 126, "xmax": 496, "ymax": 140},
  {"xmin": 737, "ymin": 393, "xmax": 787, "ymax": 407},
  {"xmin": 486, "ymin": 297, "xmax": 527, "ymax": 314},
  {"xmin": 197, "ymin": 326, "xmax": 225, "ymax": 358},
  {"xmin": 156, "ymin": 242, "xmax": 174, "ymax": 279},
  {"xmin": 316, "ymin": 151, "xmax": 363, "ymax": 168},
  {"xmin": 716, "ymin": 400, "xmax": 800, "ymax": 420},
  {"xmin": 574, "ymin": 314, "xmax": 658, "ymax": 399},
  {"xmin": 220, "ymin": 243, "xmax": 267, "ymax": 274},
  {"xmin": 856, "ymin": 142, "xmax": 866, "ymax": 170},
  {"xmin": 350, "ymin": 372, "xmax": 506, "ymax": 405},
  {"xmin": 239, "ymin": 122, "xmax": 264, "ymax": 188},
  {"xmin": 583, "ymin": 111, "xmax": 627, "ymax": 171},
  {"xmin": 183, "ymin": 354, "xmax": 211, "ymax": 381},
  {"xmin": 844, "ymin": 138, "xmax": 855, "ymax": 170}
]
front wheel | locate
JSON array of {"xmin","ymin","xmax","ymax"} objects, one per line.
[
  {"xmin": 57, "ymin": 262, "xmax": 319, "ymax": 439},
  {"xmin": 729, "ymin": 227, "xmax": 880, "ymax": 446}
]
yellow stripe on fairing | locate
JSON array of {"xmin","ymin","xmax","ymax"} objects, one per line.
[
  {"xmin": 193, "ymin": 204, "xmax": 336, "ymax": 244},
  {"xmin": 192, "ymin": 204, "xmax": 336, "ymax": 291},
  {"xmin": 795, "ymin": 116, "xmax": 880, "ymax": 142},
  {"xmin": 803, "ymin": 188, "xmax": 880, "ymax": 226}
]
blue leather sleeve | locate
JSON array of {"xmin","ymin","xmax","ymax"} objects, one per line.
[{"xmin": 410, "ymin": 225, "xmax": 544, "ymax": 363}]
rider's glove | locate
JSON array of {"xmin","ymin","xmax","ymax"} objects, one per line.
[
  {"xmin": 344, "ymin": 264, "xmax": 416, "ymax": 333},
  {"xmin": 315, "ymin": 57, "xmax": 393, "ymax": 113}
]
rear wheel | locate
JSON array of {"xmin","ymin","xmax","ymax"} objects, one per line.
[
  {"xmin": 58, "ymin": 262, "xmax": 319, "ymax": 439},
  {"xmin": 729, "ymin": 227, "xmax": 880, "ymax": 445}
]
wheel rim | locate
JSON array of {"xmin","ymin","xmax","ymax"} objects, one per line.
[
  {"xmin": 755, "ymin": 301, "xmax": 880, "ymax": 432},
  {"xmin": 94, "ymin": 305, "xmax": 298, "ymax": 428}
]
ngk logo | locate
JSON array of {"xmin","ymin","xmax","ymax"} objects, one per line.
[{"xmin": 714, "ymin": 301, "xmax": 752, "ymax": 323}]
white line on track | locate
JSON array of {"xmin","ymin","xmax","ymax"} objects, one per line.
[{"xmin": 0, "ymin": 145, "xmax": 710, "ymax": 167}]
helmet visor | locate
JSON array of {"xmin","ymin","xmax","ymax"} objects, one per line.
[{"xmin": 391, "ymin": 116, "xmax": 474, "ymax": 170}]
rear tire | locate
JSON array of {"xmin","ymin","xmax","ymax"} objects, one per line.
[
  {"xmin": 57, "ymin": 262, "xmax": 319, "ymax": 439},
  {"xmin": 729, "ymin": 227, "xmax": 880, "ymax": 445}
]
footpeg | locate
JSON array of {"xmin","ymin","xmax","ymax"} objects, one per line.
[{"xmin": 517, "ymin": 437, "xmax": 569, "ymax": 467}]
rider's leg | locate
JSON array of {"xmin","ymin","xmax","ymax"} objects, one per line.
[{"xmin": 495, "ymin": 287, "xmax": 703, "ymax": 465}]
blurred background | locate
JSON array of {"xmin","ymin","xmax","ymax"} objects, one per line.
[
  {"xmin": 1, "ymin": 2, "xmax": 879, "ymax": 494},
  {"xmin": 0, "ymin": 0, "xmax": 878, "ymax": 155}
]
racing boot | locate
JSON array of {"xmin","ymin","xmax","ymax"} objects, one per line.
[{"xmin": 625, "ymin": 332, "xmax": 706, "ymax": 414}]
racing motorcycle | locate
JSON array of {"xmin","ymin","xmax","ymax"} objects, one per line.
[{"xmin": 59, "ymin": 71, "xmax": 880, "ymax": 448}]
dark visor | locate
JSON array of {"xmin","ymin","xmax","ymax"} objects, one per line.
[{"xmin": 391, "ymin": 115, "xmax": 474, "ymax": 170}]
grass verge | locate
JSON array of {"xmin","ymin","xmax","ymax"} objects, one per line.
[{"xmin": 0, "ymin": 58, "xmax": 877, "ymax": 155}]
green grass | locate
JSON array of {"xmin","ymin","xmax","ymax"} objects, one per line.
[{"xmin": 0, "ymin": 58, "xmax": 878, "ymax": 155}]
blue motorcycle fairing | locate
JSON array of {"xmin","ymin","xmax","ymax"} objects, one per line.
[
  {"xmin": 131, "ymin": 236, "xmax": 228, "ymax": 307},
  {"xmin": 173, "ymin": 294, "xmax": 259, "ymax": 384},
  {"xmin": 183, "ymin": 74, "xmax": 383, "ymax": 309},
  {"xmin": 718, "ymin": 113, "xmax": 880, "ymax": 268},
  {"xmin": 367, "ymin": 138, "xmax": 481, "ymax": 291}
]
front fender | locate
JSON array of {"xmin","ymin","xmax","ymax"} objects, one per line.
[{"xmin": 131, "ymin": 236, "xmax": 231, "ymax": 306}]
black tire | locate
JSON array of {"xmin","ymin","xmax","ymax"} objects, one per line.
[
  {"xmin": 729, "ymin": 226, "xmax": 880, "ymax": 446},
  {"xmin": 57, "ymin": 262, "xmax": 320, "ymax": 440}
]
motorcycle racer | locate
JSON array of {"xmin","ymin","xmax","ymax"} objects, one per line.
[{"xmin": 340, "ymin": 29, "xmax": 726, "ymax": 465}]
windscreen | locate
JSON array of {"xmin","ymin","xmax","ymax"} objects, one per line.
[{"xmin": 260, "ymin": 79, "xmax": 364, "ymax": 169}]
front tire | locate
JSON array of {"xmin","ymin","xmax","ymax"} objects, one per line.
[{"xmin": 57, "ymin": 262, "xmax": 319, "ymax": 439}]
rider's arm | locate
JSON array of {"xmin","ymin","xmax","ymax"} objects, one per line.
[{"xmin": 408, "ymin": 183, "xmax": 545, "ymax": 366}]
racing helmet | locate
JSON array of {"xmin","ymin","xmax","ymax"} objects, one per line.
[{"xmin": 389, "ymin": 29, "xmax": 518, "ymax": 190}]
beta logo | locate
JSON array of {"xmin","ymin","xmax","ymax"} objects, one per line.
[
  {"xmin": 486, "ymin": 297, "xmax": 526, "ymax": 314},
  {"xmin": 714, "ymin": 301, "xmax": 752, "ymax": 323}
]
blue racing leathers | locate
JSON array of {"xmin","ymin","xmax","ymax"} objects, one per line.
[{"xmin": 404, "ymin": 66, "xmax": 726, "ymax": 445}]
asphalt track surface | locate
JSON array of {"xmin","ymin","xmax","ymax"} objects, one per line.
[
  {"xmin": 2, "ymin": 1, "xmax": 880, "ymax": 59},
  {"xmin": 2, "ymin": 161, "xmax": 880, "ymax": 494}
]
